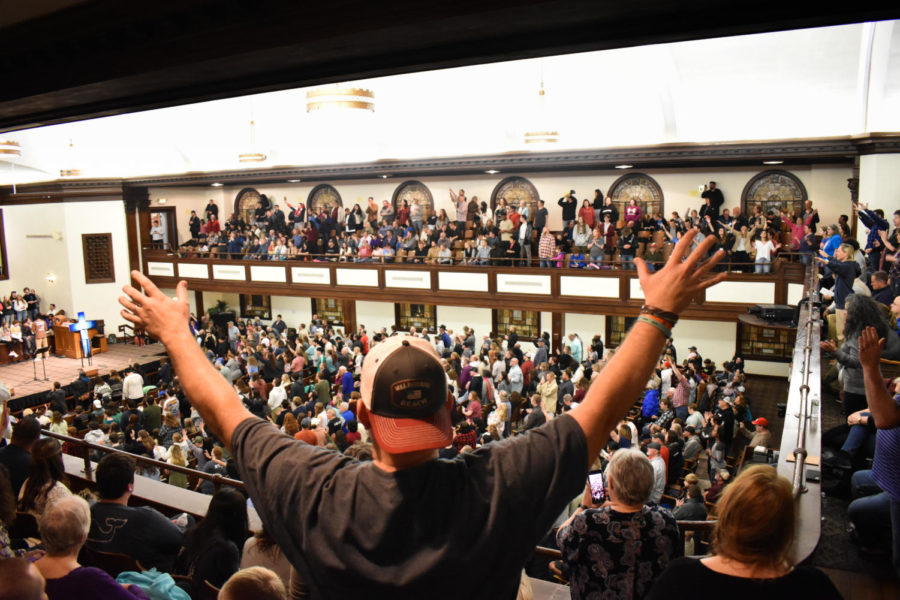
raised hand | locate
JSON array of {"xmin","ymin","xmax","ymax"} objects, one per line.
[
  {"xmin": 634, "ymin": 229, "xmax": 727, "ymax": 315},
  {"xmin": 858, "ymin": 326, "xmax": 884, "ymax": 370},
  {"xmin": 119, "ymin": 271, "xmax": 191, "ymax": 346}
]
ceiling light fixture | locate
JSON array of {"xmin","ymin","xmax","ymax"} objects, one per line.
[
  {"xmin": 60, "ymin": 139, "xmax": 81, "ymax": 177},
  {"xmin": 485, "ymin": 169, "xmax": 500, "ymax": 174},
  {"xmin": 0, "ymin": 139, "xmax": 21, "ymax": 158},
  {"xmin": 306, "ymin": 86, "xmax": 375, "ymax": 112},
  {"xmin": 287, "ymin": 179, "xmax": 301, "ymax": 183},
  {"xmin": 158, "ymin": 198, "xmax": 168, "ymax": 204},
  {"xmin": 211, "ymin": 182, "xmax": 223, "ymax": 187},
  {"xmin": 763, "ymin": 160, "xmax": 783, "ymax": 165},
  {"xmin": 524, "ymin": 58, "xmax": 559, "ymax": 146},
  {"xmin": 238, "ymin": 112, "xmax": 267, "ymax": 163},
  {"xmin": 614, "ymin": 164, "xmax": 633, "ymax": 169},
  {"xmin": 380, "ymin": 175, "xmax": 389, "ymax": 179}
]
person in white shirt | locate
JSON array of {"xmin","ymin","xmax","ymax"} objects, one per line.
[
  {"xmin": 753, "ymin": 229, "xmax": 780, "ymax": 274},
  {"xmin": 122, "ymin": 368, "xmax": 144, "ymax": 402},
  {"xmin": 647, "ymin": 442, "xmax": 667, "ymax": 504},
  {"xmin": 268, "ymin": 376, "xmax": 288, "ymax": 413}
]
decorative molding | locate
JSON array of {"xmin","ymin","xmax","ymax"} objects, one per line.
[{"xmin": 5, "ymin": 135, "xmax": 897, "ymax": 201}]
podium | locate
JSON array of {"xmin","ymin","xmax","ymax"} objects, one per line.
[{"xmin": 53, "ymin": 319, "xmax": 107, "ymax": 359}]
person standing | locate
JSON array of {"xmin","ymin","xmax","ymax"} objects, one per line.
[
  {"xmin": 533, "ymin": 199, "xmax": 548, "ymax": 234},
  {"xmin": 700, "ymin": 181, "xmax": 724, "ymax": 221},
  {"xmin": 450, "ymin": 188, "xmax": 468, "ymax": 227},
  {"xmin": 205, "ymin": 199, "xmax": 219, "ymax": 223},
  {"xmin": 517, "ymin": 218, "xmax": 533, "ymax": 266},
  {"xmin": 591, "ymin": 189, "xmax": 604, "ymax": 226},
  {"xmin": 122, "ymin": 367, "xmax": 144, "ymax": 404},
  {"xmin": 117, "ymin": 229, "xmax": 726, "ymax": 598},
  {"xmin": 558, "ymin": 190, "xmax": 577, "ymax": 230}
]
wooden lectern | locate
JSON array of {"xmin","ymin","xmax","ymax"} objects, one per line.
[{"xmin": 53, "ymin": 319, "xmax": 107, "ymax": 359}]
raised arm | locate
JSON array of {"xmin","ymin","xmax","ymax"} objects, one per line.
[
  {"xmin": 859, "ymin": 327, "xmax": 900, "ymax": 429},
  {"xmin": 569, "ymin": 230, "xmax": 726, "ymax": 461},
  {"xmin": 119, "ymin": 274, "xmax": 253, "ymax": 450}
]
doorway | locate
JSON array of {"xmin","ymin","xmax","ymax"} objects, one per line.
[{"xmin": 149, "ymin": 207, "xmax": 178, "ymax": 249}]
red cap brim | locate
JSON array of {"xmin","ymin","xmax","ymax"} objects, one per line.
[{"xmin": 369, "ymin": 404, "xmax": 453, "ymax": 454}]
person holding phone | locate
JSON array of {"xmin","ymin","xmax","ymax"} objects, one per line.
[{"xmin": 557, "ymin": 448, "xmax": 682, "ymax": 599}]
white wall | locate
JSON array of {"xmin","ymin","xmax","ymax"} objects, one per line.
[
  {"xmin": 858, "ymin": 154, "xmax": 900, "ymax": 238},
  {"xmin": 271, "ymin": 295, "xmax": 313, "ymax": 329},
  {"xmin": 436, "ymin": 306, "xmax": 491, "ymax": 339},
  {"xmin": 148, "ymin": 163, "xmax": 852, "ymax": 237},
  {"xmin": 671, "ymin": 319, "xmax": 737, "ymax": 369},
  {"xmin": 355, "ymin": 300, "xmax": 395, "ymax": 334},
  {"xmin": 1, "ymin": 200, "xmax": 131, "ymax": 330},
  {"xmin": 0, "ymin": 203, "xmax": 72, "ymax": 315},
  {"xmin": 62, "ymin": 201, "xmax": 132, "ymax": 331},
  {"xmin": 565, "ymin": 313, "xmax": 606, "ymax": 348}
]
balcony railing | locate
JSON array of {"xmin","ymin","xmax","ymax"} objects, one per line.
[{"xmin": 141, "ymin": 246, "xmax": 807, "ymax": 319}]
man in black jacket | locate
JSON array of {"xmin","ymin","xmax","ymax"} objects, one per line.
[
  {"xmin": 700, "ymin": 181, "xmax": 724, "ymax": 221},
  {"xmin": 558, "ymin": 190, "xmax": 577, "ymax": 229}
]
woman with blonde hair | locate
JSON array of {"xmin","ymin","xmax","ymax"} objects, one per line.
[
  {"xmin": 166, "ymin": 443, "xmax": 189, "ymax": 489},
  {"xmin": 648, "ymin": 465, "xmax": 840, "ymax": 598},
  {"xmin": 49, "ymin": 411, "xmax": 68, "ymax": 436}
]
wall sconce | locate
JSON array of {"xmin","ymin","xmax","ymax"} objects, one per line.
[
  {"xmin": 158, "ymin": 198, "xmax": 168, "ymax": 204},
  {"xmin": 46, "ymin": 273, "xmax": 56, "ymax": 284}
]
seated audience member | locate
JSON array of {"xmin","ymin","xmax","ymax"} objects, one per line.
[
  {"xmin": 18, "ymin": 438, "xmax": 72, "ymax": 517},
  {"xmin": 86, "ymin": 454, "xmax": 183, "ymax": 572},
  {"xmin": 847, "ymin": 326, "xmax": 900, "ymax": 575},
  {"xmin": 0, "ymin": 557, "xmax": 48, "ymax": 600},
  {"xmin": 35, "ymin": 496, "xmax": 150, "ymax": 600},
  {"xmin": 557, "ymin": 448, "xmax": 682, "ymax": 599},
  {"xmin": 175, "ymin": 487, "xmax": 249, "ymax": 593},
  {"xmin": 241, "ymin": 528, "xmax": 292, "ymax": 590},
  {"xmin": 0, "ymin": 416, "xmax": 41, "ymax": 497},
  {"xmin": 647, "ymin": 465, "xmax": 841, "ymax": 599},
  {"xmin": 673, "ymin": 485, "xmax": 707, "ymax": 521},
  {"xmin": 118, "ymin": 229, "xmax": 726, "ymax": 597},
  {"xmin": 220, "ymin": 566, "xmax": 287, "ymax": 600}
]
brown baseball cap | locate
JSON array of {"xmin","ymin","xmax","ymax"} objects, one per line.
[{"xmin": 360, "ymin": 336, "xmax": 452, "ymax": 454}]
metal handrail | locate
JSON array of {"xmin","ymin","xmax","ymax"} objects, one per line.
[
  {"xmin": 790, "ymin": 264, "xmax": 820, "ymax": 498},
  {"xmin": 41, "ymin": 428, "xmax": 245, "ymax": 490}
]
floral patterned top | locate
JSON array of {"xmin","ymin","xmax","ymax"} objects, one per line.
[{"xmin": 558, "ymin": 504, "xmax": 682, "ymax": 600}]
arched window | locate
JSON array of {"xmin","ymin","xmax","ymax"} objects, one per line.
[
  {"xmin": 741, "ymin": 170, "xmax": 808, "ymax": 219},
  {"xmin": 307, "ymin": 184, "xmax": 343, "ymax": 215},
  {"xmin": 607, "ymin": 173, "xmax": 665, "ymax": 222},
  {"xmin": 490, "ymin": 176, "xmax": 540, "ymax": 222},
  {"xmin": 392, "ymin": 180, "xmax": 434, "ymax": 220},
  {"xmin": 234, "ymin": 187, "xmax": 264, "ymax": 225}
]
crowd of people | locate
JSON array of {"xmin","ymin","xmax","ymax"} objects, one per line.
[
  {"xmin": 0, "ymin": 291, "xmax": 67, "ymax": 362},
  {"xmin": 165, "ymin": 185, "xmax": 880, "ymax": 276},
  {"xmin": 6, "ymin": 215, "xmax": 896, "ymax": 597}
]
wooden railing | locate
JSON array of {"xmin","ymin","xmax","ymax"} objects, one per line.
[
  {"xmin": 141, "ymin": 247, "xmax": 806, "ymax": 320},
  {"xmin": 41, "ymin": 429, "xmax": 244, "ymax": 491}
]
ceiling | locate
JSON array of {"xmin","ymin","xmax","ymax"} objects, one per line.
[
  {"xmin": 1, "ymin": 0, "xmax": 898, "ymax": 132},
  {"xmin": 0, "ymin": 2, "xmax": 898, "ymax": 185}
]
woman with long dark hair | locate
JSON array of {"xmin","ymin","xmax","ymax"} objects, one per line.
[
  {"xmin": 18, "ymin": 438, "xmax": 72, "ymax": 516},
  {"xmin": 175, "ymin": 487, "xmax": 250, "ymax": 592},
  {"xmin": 821, "ymin": 294, "xmax": 900, "ymax": 415}
]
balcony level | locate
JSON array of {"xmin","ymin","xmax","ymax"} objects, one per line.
[{"xmin": 142, "ymin": 250, "xmax": 806, "ymax": 322}]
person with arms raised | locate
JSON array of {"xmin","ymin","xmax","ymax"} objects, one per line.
[{"xmin": 118, "ymin": 229, "xmax": 726, "ymax": 599}]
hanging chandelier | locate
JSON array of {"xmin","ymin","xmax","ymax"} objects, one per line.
[
  {"xmin": 0, "ymin": 139, "xmax": 21, "ymax": 157},
  {"xmin": 238, "ymin": 119, "xmax": 266, "ymax": 163},
  {"xmin": 306, "ymin": 86, "xmax": 375, "ymax": 112},
  {"xmin": 60, "ymin": 139, "xmax": 81, "ymax": 177}
]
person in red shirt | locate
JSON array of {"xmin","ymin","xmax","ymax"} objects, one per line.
[{"xmin": 358, "ymin": 326, "xmax": 369, "ymax": 355}]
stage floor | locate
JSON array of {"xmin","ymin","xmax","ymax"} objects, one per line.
[{"xmin": 1, "ymin": 341, "xmax": 168, "ymax": 398}]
